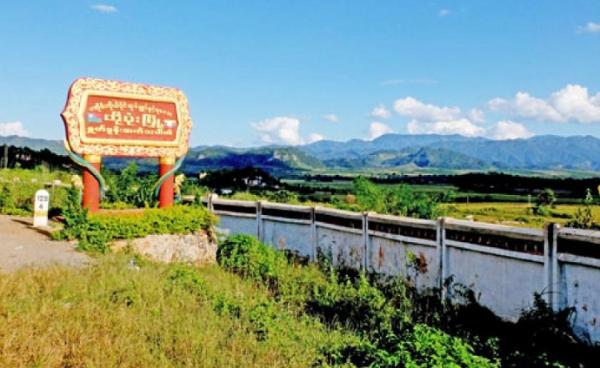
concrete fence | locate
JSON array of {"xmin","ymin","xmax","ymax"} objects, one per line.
[{"xmin": 204, "ymin": 196, "xmax": 600, "ymax": 343}]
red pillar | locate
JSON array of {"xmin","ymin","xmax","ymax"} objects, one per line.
[
  {"xmin": 82, "ymin": 154, "xmax": 101, "ymax": 212},
  {"xmin": 159, "ymin": 156, "xmax": 175, "ymax": 208}
]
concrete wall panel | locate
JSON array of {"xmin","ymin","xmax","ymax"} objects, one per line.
[
  {"xmin": 316, "ymin": 226, "xmax": 364, "ymax": 269},
  {"xmin": 447, "ymin": 247, "xmax": 545, "ymax": 321},
  {"xmin": 262, "ymin": 219, "xmax": 312, "ymax": 257}
]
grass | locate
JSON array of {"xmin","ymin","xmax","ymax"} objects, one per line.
[
  {"xmin": 0, "ymin": 167, "xmax": 70, "ymax": 184},
  {"xmin": 0, "ymin": 254, "xmax": 351, "ymax": 367},
  {"xmin": 443, "ymin": 202, "xmax": 600, "ymax": 227},
  {"xmin": 0, "ymin": 167, "xmax": 72, "ymax": 215}
]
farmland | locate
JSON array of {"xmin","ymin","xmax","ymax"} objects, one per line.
[
  {"xmin": 443, "ymin": 202, "xmax": 600, "ymax": 228},
  {"xmin": 2, "ymin": 166, "xmax": 600, "ymax": 229},
  {"xmin": 275, "ymin": 173, "xmax": 600, "ymax": 228}
]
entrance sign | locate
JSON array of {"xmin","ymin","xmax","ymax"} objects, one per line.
[
  {"xmin": 61, "ymin": 78, "xmax": 192, "ymax": 158},
  {"xmin": 33, "ymin": 189, "xmax": 49, "ymax": 227},
  {"xmin": 61, "ymin": 78, "xmax": 193, "ymax": 211}
]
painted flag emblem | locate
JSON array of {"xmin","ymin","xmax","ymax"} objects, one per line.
[
  {"xmin": 86, "ymin": 112, "xmax": 102, "ymax": 123},
  {"xmin": 164, "ymin": 119, "xmax": 176, "ymax": 128}
]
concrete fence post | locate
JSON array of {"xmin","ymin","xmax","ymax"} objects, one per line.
[
  {"xmin": 551, "ymin": 224, "xmax": 566, "ymax": 310},
  {"xmin": 363, "ymin": 212, "xmax": 370, "ymax": 271},
  {"xmin": 207, "ymin": 193, "xmax": 216, "ymax": 212},
  {"xmin": 543, "ymin": 223, "xmax": 561, "ymax": 310},
  {"xmin": 551, "ymin": 223, "xmax": 560, "ymax": 310},
  {"xmin": 543, "ymin": 223, "xmax": 553, "ymax": 308},
  {"xmin": 310, "ymin": 206, "xmax": 317, "ymax": 261},
  {"xmin": 437, "ymin": 217, "xmax": 448, "ymax": 301},
  {"xmin": 256, "ymin": 201, "xmax": 263, "ymax": 242}
]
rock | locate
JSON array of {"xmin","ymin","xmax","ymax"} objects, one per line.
[{"xmin": 111, "ymin": 231, "xmax": 217, "ymax": 265}]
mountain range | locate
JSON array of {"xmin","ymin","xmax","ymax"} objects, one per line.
[{"xmin": 2, "ymin": 134, "xmax": 600, "ymax": 174}]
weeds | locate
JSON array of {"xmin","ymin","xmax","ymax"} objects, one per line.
[
  {"xmin": 0, "ymin": 254, "xmax": 351, "ymax": 367},
  {"xmin": 218, "ymin": 234, "xmax": 498, "ymax": 367},
  {"xmin": 218, "ymin": 234, "xmax": 600, "ymax": 367}
]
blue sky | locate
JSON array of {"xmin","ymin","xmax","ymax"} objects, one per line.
[{"xmin": 1, "ymin": 1, "xmax": 600, "ymax": 146}]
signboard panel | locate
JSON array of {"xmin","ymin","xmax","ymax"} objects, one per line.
[{"xmin": 61, "ymin": 78, "xmax": 193, "ymax": 158}]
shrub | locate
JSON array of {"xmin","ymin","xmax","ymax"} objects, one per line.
[
  {"xmin": 353, "ymin": 177, "xmax": 441, "ymax": 219},
  {"xmin": 55, "ymin": 190, "xmax": 217, "ymax": 254},
  {"xmin": 566, "ymin": 188, "xmax": 597, "ymax": 229},
  {"xmin": 217, "ymin": 234, "xmax": 288, "ymax": 288},
  {"xmin": 103, "ymin": 162, "xmax": 159, "ymax": 207},
  {"xmin": 394, "ymin": 324, "xmax": 496, "ymax": 368},
  {"xmin": 534, "ymin": 188, "xmax": 557, "ymax": 216},
  {"xmin": 266, "ymin": 189, "xmax": 299, "ymax": 203},
  {"xmin": 217, "ymin": 234, "xmax": 496, "ymax": 367},
  {"xmin": 0, "ymin": 184, "xmax": 15, "ymax": 209}
]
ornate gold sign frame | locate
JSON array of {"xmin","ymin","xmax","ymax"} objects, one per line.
[{"xmin": 61, "ymin": 78, "xmax": 193, "ymax": 158}]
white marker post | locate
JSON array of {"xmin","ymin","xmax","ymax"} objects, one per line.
[{"xmin": 33, "ymin": 189, "xmax": 50, "ymax": 227}]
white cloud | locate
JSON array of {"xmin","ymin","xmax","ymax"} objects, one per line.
[
  {"xmin": 368, "ymin": 122, "xmax": 394, "ymax": 140},
  {"xmin": 487, "ymin": 97, "xmax": 507, "ymax": 111},
  {"xmin": 0, "ymin": 121, "xmax": 29, "ymax": 137},
  {"xmin": 577, "ymin": 21, "xmax": 600, "ymax": 34},
  {"xmin": 438, "ymin": 9, "xmax": 451, "ymax": 17},
  {"xmin": 550, "ymin": 84, "xmax": 600, "ymax": 123},
  {"xmin": 490, "ymin": 120, "xmax": 533, "ymax": 140},
  {"xmin": 252, "ymin": 116, "xmax": 303, "ymax": 145},
  {"xmin": 513, "ymin": 92, "xmax": 563, "ymax": 121},
  {"xmin": 468, "ymin": 108, "xmax": 485, "ymax": 123},
  {"xmin": 393, "ymin": 97, "xmax": 487, "ymax": 137},
  {"xmin": 394, "ymin": 96, "xmax": 461, "ymax": 121},
  {"xmin": 322, "ymin": 113, "xmax": 339, "ymax": 123},
  {"xmin": 488, "ymin": 84, "xmax": 600, "ymax": 123},
  {"xmin": 407, "ymin": 118, "xmax": 485, "ymax": 137},
  {"xmin": 307, "ymin": 133, "xmax": 325, "ymax": 143},
  {"xmin": 251, "ymin": 116, "xmax": 324, "ymax": 145},
  {"xmin": 91, "ymin": 4, "xmax": 118, "ymax": 13},
  {"xmin": 370, "ymin": 104, "xmax": 391, "ymax": 119}
]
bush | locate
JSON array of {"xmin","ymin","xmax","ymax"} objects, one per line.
[
  {"xmin": 566, "ymin": 188, "xmax": 597, "ymax": 229},
  {"xmin": 55, "ymin": 189, "xmax": 217, "ymax": 254},
  {"xmin": 394, "ymin": 324, "xmax": 496, "ymax": 368},
  {"xmin": 217, "ymin": 234, "xmax": 288, "ymax": 289},
  {"xmin": 353, "ymin": 177, "xmax": 441, "ymax": 219},
  {"xmin": 266, "ymin": 189, "xmax": 299, "ymax": 203},
  {"xmin": 534, "ymin": 188, "xmax": 557, "ymax": 216},
  {"xmin": 103, "ymin": 162, "xmax": 158, "ymax": 208},
  {"xmin": 217, "ymin": 234, "xmax": 497, "ymax": 367}
]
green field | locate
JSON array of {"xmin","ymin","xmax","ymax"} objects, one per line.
[
  {"xmin": 283, "ymin": 178, "xmax": 590, "ymax": 204},
  {"xmin": 444, "ymin": 202, "xmax": 600, "ymax": 227},
  {"xmin": 0, "ymin": 168, "xmax": 71, "ymax": 216},
  {"xmin": 2, "ymin": 167, "xmax": 598, "ymax": 229}
]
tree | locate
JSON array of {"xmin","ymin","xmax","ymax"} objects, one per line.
[
  {"xmin": 567, "ymin": 188, "xmax": 596, "ymax": 229},
  {"xmin": 537, "ymin": 188, "xmax": 556, "ymax": 207},
  {"xmin": 534, "ymin": 188, "xmax": 556, "ymax": 215},
  {"xmin": 352, "ymin": 177, "xmax": 441, "ymax": 219},
  {"xmin": 353, "ymin": 176, "xmax": 385, "ymax": 213}
]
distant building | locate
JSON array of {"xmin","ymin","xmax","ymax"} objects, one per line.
[{"xmin": 220, "ymin": 188, "xmax": 233, "ymax": 195}]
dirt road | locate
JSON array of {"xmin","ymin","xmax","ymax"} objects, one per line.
[{"xmin": 0, "ymin": 215, "xmax": 89, "ymax": 272}]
